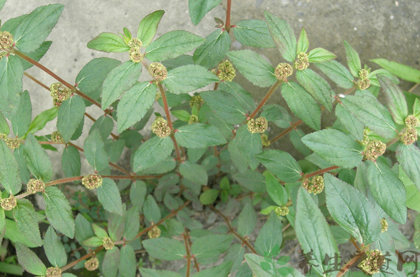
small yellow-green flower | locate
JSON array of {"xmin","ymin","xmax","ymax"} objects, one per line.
[
  {"xmin": 46, "ymin": 266, "xmax": 61, "ymax": 277},
  {"xmin": 247, "ymin": 117, "xmax": 268, "ymax": 134},
  {"xmin": 82, "ymin": 174, "xmax": 103, "ymax": 190},
  {"xmin": 102, "ymin": 236, "xmax": 114, "ymax": 250},
  {"xmin": 148, "ymin": 225, "xmax": 161, "ymax": 239},
  {"xmin": 216, "ymin": 60, "xmax": 236, "ymax": 82},
  {"xmin": 275, "ymin": 206, "xmax": 289, "ymax": 216},
  {"xmin": 358, "ymin": 250, "xmax": 384, "ymax": 275},
  {"xmin": 151, "ymin": 117, "xmax": 171, "ymax": 138},
  {"xmin": 274, "ymin": 63, "xmax": 293, "ymax": 81},
  {"xmin": 149, "ymin": 62, "xmax": 167, "ymax": 81}
]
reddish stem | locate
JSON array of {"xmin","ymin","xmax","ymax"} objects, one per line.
[
  {"xmin": 249, "ymin": 81, "xmax": 281, "ymax": 119},
  {"xmin": 225, "ymin": 0, "xmax": 232, "ymax": 32},
  {"xmin": 336, "ymin": 251, "xmax": 366, "ymax": 277},
  {"xmin": 303, "ymin": 166, "xmax": 340, "ymax": 179},
  {"xmin": 183, "ymin": 229, "xmax": 192, "ymax": 277},
  {"xmin": 270, "ymin": 120, "xmax": 303, "ymax": 144}
]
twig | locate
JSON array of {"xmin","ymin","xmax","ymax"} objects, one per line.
[
  {"xmin": 270, "ymin": 120, "xmax": 302, "ymax": 144},
  {"xmin": 303, "ymin": 166, "xmax": 340, "ymax": 179},
  {"xmin": 249, "ymin": 81, "xmax": 281, "ymax": 119}
]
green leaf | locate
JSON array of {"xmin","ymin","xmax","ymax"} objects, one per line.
[
  {"xmin": 315, "ymin": 60, "xmax": 354, "ymax": 89},
  {"xmin": 171, "ymin": 110, "xmax": 190, "ymax": 122},
  {"xmin": 143, "ymin": 195, "xmax": 161, "ymax": 223},
  {"xmin": 175, "ymin": 123, "xmax": 226, "ymax": 148},
  {"xmin": 218, "ymin": 81, "xmax": 256, "ymax": 112},
  {"xmin": 295, "ymin": 187, "xmax": 339, "ymax": 277},
  {"xmin": 396, "ymin": 144, "xmax": 420, "ymax": 192},
  {"xmin": 57, "ymin": 96, "xmax": 85, "ymax": 142},
  {"xmin": 255, "ymin": 212, "xmax": 283, "ymax": 256},
  {"xmin": 368, "ymin": 69, "xmax": 399, "ymax": 87},
  {"xmin": 76, "ymin": 57, "xmax": 121, "ymax": 94},
  {"xmin": 296, "ymin": 69, "xmax": 334, "ymax": 111},
  {"xmin": 23, "ymin": 133, "xmax": 53, "ymax": 182},
  {"xmin": 102, "ymin": 247, "xmax": 120, "ymax": 277},
  {"xmin": 193, "ymin": 29, "xmax": 231, "ymax": 69},
  {"xmin": 193, "ymin": 261, "xmax": 233, "ymax": 277},
  {"xmin": 296, "ymin": 27, "xmax": 309, "ymax": 54},
  {"xmin": 245, "ymin": 254, "xmax": 303, "ymax": 277},
  {"xmin": 14, "ymin": 199, "xmax": 42, "ymax": 247},
  {"xmin": 14, "ymin": 4, "xmax": 64, "ymax": 53},
  {"xmin": 341, "ymin": 95, "xmax": 397, "ymax": 139},
  {"xmin": 11, "ymin": 91, "xmax": 31, "ymax": 137},
  {"xmin": 180, "ymin": 161, "xmax": 208, "ymax": 185},
  {"xmin": 188, "ymin": 0, "xmax": 222, "ymax": 25},
  {"xmin": 44, "ymin": 226, "xmax": 67, "ymax": 267},
  {"xmin": 260, "ymin": 104, "xmax": 291, "ymax": 128},
  {"xmin": 89, "ymin": 115, "xmax": 113, "ymax": 141},
  {"xmin": 200, "ymin": 189, "xmax": 219, "ymax": 205},
  {"xmin": 0, "ymin": 56, "xmax": 24, "ymax": 119},
  {"xmin": 124, "ymin": 206, "xmax": 140, "ymax": 240},
  {"xmin": 74, "ymin": 214, "xmax": 94, "ymax": 246},
  {"xmin": 201, "ymin": 90, "xmax": 247, "ymax": 124},
  {"xmin": 87, "ymin": 33, "xmax": 129, "ymax": 53},
  {"xmin": 16, "ymin": 243, "xmax": 46, "ymax": 275},
  {"xmin": 163, "ymin": 65, "xmax": 218, "ymax": 94},
  {"xmin": 400, "ymin": 167, "xmax": 420, "ymax": 212},
  {"xmin": 0, "ymin": 0, "xmax": 5, "ymax": 11},
  {"xmin": 0, "ymin": 140, "xmax": 21, "ymax": 194},
  {"xmin": 281, "ymin": 81, "xmax": 321, "ymax": 130},
  {"xmin": 191, "ymin": 234, "xmax": 233, "ymax": 259},
  {"xmin": 378, "ymin": 75, "xmax": 408, "ymax": 125},
  {"xmin": 101, "ymin": 60, "xmax": 142, "ymax": 109},
  {"xmin": 227, "ymin": 50, "xmax": 276, "ymax": 87},
  {"xmin": 117, "ymin": 81, "xmax": 157, "ymax": 132},
  {"xmin": 139, "ymin": 268, "xmax": 182, "ymax": 277},
  {"xmin": 264, "ymin": 12, "xmax": 296, "ymax": 62},
  {"xmin": 61, "ymin": 145, "xmax": 81, "ymax": 178},
  {"xmin": 129, "ymin": 181, "xmax": 147, "ymax": 211},
  {"xmin": 97, "ymin": 178, "xmax": 123, "ymax": 215},
  {"xmin": 307, "ymin": 48, "xmax": 336, "ymax": 63},
  {"xmin": 233, "ymin": 20, "xmax": 276, "ymax": 49},
  {"xmin": 335, "ymin": 104, "xmax": 364, "ymax": 141},
  {"xmin": 133, "ymin": 136, "xmax": 173, "ymax": 172},
  {"xmin": 137, "ymin": 10, "xmax": 165, "ymax": 47},
  {"xmin": 84, "ymin": 129, "xmax": 109, "ymax": 172},
  {"xmin": 233, "ymin": 170, "xmax": 266, "ymax": 193},
  {"xmin": 43, "ymin": 186, "xmax": 75, "ymax": 238},
  {"xmin": 290, "ymin": 129, "xmax": 312, "ymax": 156},
  {"xmin": 330, "ymin": 225, "xmax": 351, "ymax": 244},
  {"xmin": 324, "ymin": 174, "xmax": 381, "ymax": 245},
  {"xmin": 367, "ymin": 160, "xmax": 407, "ymax": 224},
  {"xmin": 25, "ymin": 107, "xmax": 58, "ymax": 137},
  {"xmin": 265, "ymin": 172, "xmax": 288, "ymax": 206},
  {"xmin": 255, "ymin": 150, "xmax": 302, "ymax": 183},
  {"xmin": 18, "ymin": 41, "xmax": 51, "ymax": 71},
  {"xmin": 119, "ymin": 245, "xmax": 136, "ymax": 277},
  {"xmin": 143, "ymin": 238, "xmax": 186, "ymax": 260},
  {"xmin": 343, "ymin": 40, "xmax": 362, "ymax": 77},
  {"xmin": 301, "ymin": 129, "xmax": 364, "ymax": 168},
  {"xmin": 82, "ymin": 236, "xmax": 103, "ymax": 247},
  {"xmin": 224, "ymin": 244, "xmax": 245, "ymax": 274},
  {"xmin": 0, "ymin": 112, "xmax": 9, "ymax": 135},
  {"xmin": 146, "ymin": 30, "xmax": 205, "ymax": 62},
  {"xmin": 229, "ymin": 125, "xmax": 262, "ymax": 172},
  {"xmin": 371, "ymin": 58, "xmax": 420, "ymax": 83},
  {"xmin": 238, "ymin": 203, "xmax": 257, "ymax": 236},
  {"xmin": 92, "ymin": 223, "xmax": 108, "ymax": 238}
]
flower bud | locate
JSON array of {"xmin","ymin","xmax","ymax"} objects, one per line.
[
  {"xmin": 82, "ymin": 174, "xmax": 103, "ymax": 190},
  {"xmin": 102, "ymin": 236, "xmax": 114, "ymax": 250},
  {"xmin": 0, "ymin": 133, "xmax": 6, "ymax": 141},
  {"xmin": 6, "ymin": 138, "xmax": 20, "ymax": 150},
  {"xmin": 261, "ymin": 134, "xmax": 271, "ymax": 147},
  {"xmin": 364, "ymin": 140, "xmax": 386, "ymax": 161},
  {"xmin": 188, "ymin": 114, "xmax": 198, "ymax": 124},
  {"xmin": 151, "ymin": 117, "xmax": 171, "ymax": 138},
  {"xmin": 380, "ymin": 218, "xmax": 388, "ymax": 233},
  {"xmin": 129, "ymin": 47, "xmax": 144, "ymax": 63},
  {"xmin": 216, "ymin": 60, "xmax": 236, "ymax": 82},
  {"xmin": 1, "ymin": 195, "xmax": 16, "ymax": 211},
  {"xmin": 247, "ymin": 117, "xmax": 268, "ymax": 134},
  {"xmin": 294, "ymin": 52, "xmax": 309, "ymax": 71},
  {"xmin": 274, "ymin": 63, "xmax": 293, "ymax": 81},
  {"xmin": 405, "ymin": 115, "xmax": 419, "ymax": 128},
  {"xmin": 50, "ymin": 83, "xmax": 71, "ymax": 102},
  {"xmin": 149, "ymin": 62, "xmax": 167, "ymax": 81},
  {"xmin": 401, "ymin": 128, "xmax": 417, "ymax": 145},
  {"xmin": 275, "ymin": 206, "xmax": 289, "ymax": 216},
  {"xmin": 27, "ymin": 179, "xmax": 46, "ymax": 194},
  {"xmin": 190, "ymin": 95, "xmax": 204, "ymax": 109},
  {"xmin": 302, "ymin": 176, "xmax": 324, "ymax": 195},
  {"xmin": 127, "ymin": 38, "xmax": 142, "ymax": 48},
  {"xmin": 51, "ymin": 131, "xmax": 64, "ymax": 143},
  {"xmin": 358, "ymin": 250, "xmax": 384, "ymax": 275},
  {"xmin": 357, "ymin": 78, "xmax": 370, "ymax": 90},
  {"xmin": 85, "ymin": 257, "xmax": 99, "ymax": 271},
  {"xmin": 46, "ymin": 266, "xmax": 61, "ymax": 277},
  {"xmin": 0, "ymin": 31, "xmax": 14, "ymax": 51},
  {"xmin": 358, "ymin": 69, "xmax": 369, "ymax": 79},
  {"xmin": 148, "ymin": 225, "xmax": 161, "ymax": 239}
]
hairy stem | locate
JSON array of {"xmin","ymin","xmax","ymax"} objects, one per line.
[
  {"xmin": 225, "ymin": 0, "xmax": 232, "ymax": 32},
  {"xmin": 303, "ymin": 166, "xmax": 340, "ymax": 179},
  {"xmin": 270, "ymin": 120, "xmax": 303, "ymax": 144},
  {"xmin": 249, "ymin": 80, "xmax": 281, "ymax": 119},
  {"xmin": 336, "ymin": 251, "xmax": 366, "ymax": 277},
  {"xmin": 61, "ymin": 246, "xmax": 103, "ymax": 272},
  {"xmin": 183, "ymin": 229, "xmax": 192, "ymax": 277}
]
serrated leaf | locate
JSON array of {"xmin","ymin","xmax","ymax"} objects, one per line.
[
  {"xmin": 0, "ymin": 56, "xmax": 24, "ymax": 119},
  {"xmin": 130, "ymin": 181, "xmax": 147, "ymax": 210},
  {"xmin": 296, "ymin": 27, "xmax": 309, "ymax": 54},
  {"xmin": 179, "ymin": 161, "xmax": 208, "ymax": 185},
  {"xmin": 233, "ymin": 20, "xmax": 276, "ymax": 48},
  {"xmin": 11, "ymin": 91, "xmax": 31, "ymax": 137},
  {"xmin": 371, "ymin": 58, "xmax": 420, "ymax": 83},
  {"xmin": 101, "ymin": 60, "xmax": 142, "ymax": 109},
  {"xmin": 260, "ymin": 104, "xmax": 291, "ymax": 128},
  {"xmin": 82, "ymin": 236, "xmax": 103, "ymax": 247},
  {"xmin": 57, "ymin": 96, "xmax": 85, "ymax": 142},
  {"xmin": 264, "ymin": 12, "xmax": 296, "ymax": 62},
  {"xmin": 43, "ymin": 186, "xmax": 75, "ymax": 238},
  {"xmin": 146, "ymin": 30, "xmax": 205, "ymax": 62},
  {"xmin": 238, "ymin": 203, "xmax": 257, "ymax": 236},
  {"xmin": 0, "ymin": 140, "xmax": 21, "ymax": 194},
  {"xmin": 296, "ymin": 69, "xmax": 334, "ymax": 111},
  {"xmin": 255, "ymin": 212, "xmax": 283, "ymax": 256},
  {"xmin": 295, "ymin": 187, "xmax": 339, "ymax": 277},
  {"xmin": 14, "ymin": 4, "xmax": 64, "ymax": 53},
  {"xmin": 143, "ymin": 238, "xmax": 186, "ymax": 260},
  {"xmin": 396, "ymin": 144, "xmax": 420, "ymax": 192},
  {"xmin": 175, "ymin": 123, "xmax": 226, "ymax": 148},
  {"xmin": 137, "ymin": 10, "xmax": 165, "ymax": 47},
  {"xmin": 74, "ymin": 214, "xmax": 94, "ymax": 246},
  {"xmin": 61, "ymin": 145, "xmax": 81, "ymax": 178},
  {"xmin": 200, "ymin": 189, "xmax": 219, "ymax": 205},
  {"xmin": 224, "ymin": 244, "xmax": 245, "ymax": 274},
  {"xmin": 193, "ymin": 29, "xmax": 231, "ymax": 69},
  {"xmin": 218, "ymin": 81, "xmax": 256, "ymax": 112},
  {"xmin": 108, "ymin": 204, "xmax": 126, "ymax": 241},
  {"xmin": 163, "ymin": 65, "xmax": 218, "ymax": 94},
  {"xmin": 117, "ymin": 82, "xmax": 157, "ymax": 132},
  {"xmin": 343, "ymin": 40, "xmax": 361, "ymax": 77},
  {"xmin": 335, "ymin": 104, "xmax": 364, "ymax": 140},
  {"xmin": 44, "ymin": 226, "xmax": 67, "ymax": 267},
  {"xmin": 191, "ymin": 234, "xmax": 233, "ymax": 259},
  {"xmin": 255, "ymin": 150, "xmax": 302, "ymax": 183},
  {"xmin": 233, "ymin": 170, "xmax": 266, "ymax": 193},
  {"xmin": 14, "ymin": 199, "xmax": 42, "ymax": 247},
  {"xmin": 265, "ymin": 172, "xmax": 288, "ymax": 206},
  {"xmin": 315, "ymin": 60, "xmax": 354, "ymax": 89},
  {"xmin": 139, "ymin": 268, "xmax": 182, "ymax": 277},
  {"xmin": 201, "ymin": 90, "xmax": 247, "ymax": 124},
  {"xmin": 124, "ymin": 206, "xmax": 140, "ymax": 241},
  {"xmin": 193, "ymin": 261, "xmax": 233, "ymax": 277},
  {"xmin": 307, "ymin": 48, "xmax": 336, "ymax": 63},
  {"xmin": 227, "ymin": 50, "xmax": 276, "ymax": 87},
  {"xmin": 0, "ymin": 112, "xmax": 9, "ymax": 135},
  {"xmin": 97, "ymin": 178, "xmax": 123, "ymax": 215},
  {"xmin": 87, "ymin": 33, "xmax": 129, "ymax": 53},
  {"xmin": 281, "ymin": 81, "xmax": 321, "ymax": 130},
  {"xmin": 19, "ymin": 41, "xmax": 52, "ymax": 71},
  {"xmin": 16, "ymin": 243, "xmax": 46, "ymax": 275},
  {"xmin": 368, "ymin": 69, "xmax": 399, "ymax": 87},
  {"xmin": 143, "ymin": 195, "xmax": 161, "ymax": 223},
  {"xmin": 133, "ymin": 136, "xmax": 173, "ymax": 172},
  {"xmin": 188, "ymin": 0, "xmax": 223, "ymax": 25},
  {"xmin": 367, "ymin": 160, "xmax": 407, "ymax": 224},
  {"xmin": 378, "ymin": 75, "xmax": 408, "ymax": 125},
  {"xmin": 171, "ymin": 110, "xmax": 190, "ymax": 122},
  {"xmin": 102, "ymin": 247, "xmax": 120, "ymax": 277},
  {"xmin": 23, "ymin": 133, "xmax": 53, "ymax": 182},
  {"xmin": 25, "ymin": 107, "xmax": 58, "ymax": 137},
  {"xmin": 301, "ymin": 129, "xmax": 364, "ymax": 168},
  {"xmin": 119, "ymin": 245, "xmax": 136, "ymax": 277}
]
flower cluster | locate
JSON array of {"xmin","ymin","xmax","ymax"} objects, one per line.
[
  {"xmin": 380, "ymin": 218, "xmax": 388, "ymax": 233},
  {"xmin": 261, "ymin": 134, "xmax": 271, "ymax": 147},
  {"xmin": 0, "ymin": 31, "xmax": 14, "ymax": 51},
  {"xmin": 400, "ymin": 128, "xmax": 417, "ymax": 145},
  {"xmin": 46, "ymin": 267, "xmax": 61, "ymax": 277},
  {"xmin": 216, "ymin": 60, "xmax": 236, "ymax": 82},
  {"xmin": 275, "ymin": 206, "xmax": 289, "ymax": 216},
  {"xmin": 51, "ymin": 131, "xmax": 65, "ymax": 143},
  {"xmin": 149, "ymin": 62, "xmax": 167, "ymax": 81},
  {"xmin": 148, "ymin": 225, "xmax": 161, "ymax": 239},
  {"xmin": 190, "ymin": 94, "xmax": 204, "ymax": 109},
  {"xmin": 1, "ymin": 195, "xmax": 16, "ymax": 211},
  {"xmin": 247, "ymin": 117, "xmax": 268, "ymax": 134},
  {"xmin": 85, "ymin": 257, "xmax": 99, "ymax": 271},
  {"xmin": 274, "ymin": 63, "xmax": 293, "ymax": 81},
  {"xmin": 363, "ymin": 140, "xmax": 386, "ymax": 161},
  {"xmin": 405, "ymin": 115, "xmax": 419, "ymax": 128},
  {"xmin": 50, "ymin": 82, "xmax": 71, "ymax": 107},
  {"xmin": 302, "ymin": 176, "xmax": 324, "ymax": 195},
  {"xmin": 27, "ymin": 179, "xmax": 46, "ymax": 194},
  {"xmin": 357, "ymin": 68, "xmax": 371, "ymax": 90},
  {"xmin": 5, "ymin": 138, "xmax": 20, "ymax": 150},
  {"xmin": 82, "ymin": 174, "xmax": 103, "ymax": 190},
  {"xmin": 102, "ymin": 236, "xmax": 114, "ymax": 250},
  {"xmin": 151, "ymin": 117, "xmax": 171, "ymax": 138},
  {"xmin": 358, "ymin": 250, "xmax": 384, "ymax": 275},
  {"xmin": 188, "ymin": 114, "xmax": 198, "ymax": 124},
  {"xmin": 294, "ymin": 52, "xmax": 309, "ymax": 71}
]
